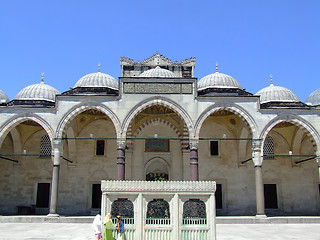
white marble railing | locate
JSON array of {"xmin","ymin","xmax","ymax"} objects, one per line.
[
  {"xmin": 146, "ymin": 217, "xmax": 171, "ymax": 225},
  {"xmin": 183, "ymin": 217, "xmax": 207, "ymax": 225}
]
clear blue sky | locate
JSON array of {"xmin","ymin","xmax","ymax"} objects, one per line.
[{"xmin": 1, "ymin": 0, "xmax": 319, "ymax": 101}]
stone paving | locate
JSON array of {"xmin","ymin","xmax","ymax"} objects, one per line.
[{"xmin": 0, "ymin": 222, "xmax": 320, "ymax": 240}]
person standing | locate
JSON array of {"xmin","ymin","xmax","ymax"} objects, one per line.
[
  {"xmin": 116, "ymin": 215, "xmax": 125, "ymax": 240},
  {"xmin": 103, "ymin": 213, "xmax": 114, "ymax": 240},
  {"xmin": 92, "ymin": 214, "xmax": 102, "ymax": 240}
]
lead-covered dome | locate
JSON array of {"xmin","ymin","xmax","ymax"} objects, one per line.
[
  {"xmin": 255, "ymin": 82, "xmax": 300, "ymax": 104},
  {"xmin": 74, "ymin": 71, "xmax": 118, "ymax": 90},
  {"xmin": 139, "ymin": 66, "xmax": 176, "ymax": 78},
  {"xmin": 14, "ymin": 80, "xmax": 60, "ymax": 102},
  {"xmin": 0, "ymin": 89, "xmax": 9, "ymax": 104},
  {"xmin": 306, "ymin": 88, "xmax": 320, "ymax": 106},
  {"xmin": 198, "ymin": 71, "xmax": 242, "ymax": 91}
]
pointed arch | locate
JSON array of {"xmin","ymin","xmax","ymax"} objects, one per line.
[
  {"xmin": 260, "ymin": 114, "xmax": 320, "ymax": 154},
  {"xmin": 194, "ymin": 101, "xmax": 259, "ymax": 139},
  {"xmin": 56, "ymin": 101, "xmax": 121, "ymax": 139},
  {"xmin": 0, "ymin": 113, "xmax": 54, "ymax": 147},
  {"xmin": 121, "ymin": 96, "xmax": 194, "ymax": 139}
]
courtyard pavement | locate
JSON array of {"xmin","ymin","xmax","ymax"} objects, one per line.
[{"xmin": 0, "ymin": 222, "xmax": 320, "ymax": 239}]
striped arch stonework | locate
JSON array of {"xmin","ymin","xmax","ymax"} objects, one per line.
[
  {"xmin": 0, "ymin": 114, "xmax": 54, "ymax": 147},
  {"xmin": 56, "ymin": 102, "xmax": 121, "ymax": 139},
  {"xmin": 260, "ymin": 114, "xmax": 320, "ymax": 154},
  {"xmin": 194, "ymin": 103, "xmax": 258, "ymax": 140},
  {"xmin": 121, "ymin": 97, "xmax": 194, "ymax": 140}
]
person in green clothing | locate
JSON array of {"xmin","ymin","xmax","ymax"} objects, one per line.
[{"xmin": 103, "ymin": 213, "xmax": 114, "ymax": 240}]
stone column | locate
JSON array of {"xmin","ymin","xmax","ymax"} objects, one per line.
[
  {"xmin": 189, "ymin": 140, "xmax": 199, "ymax": 181},
  {"xmin": 117, "ymin": 139, "xmax": 126, "ymax": 180},
  {"xmin": 316, "ymin": 156, "xmax": 320, "ymax": 183},
  {"xmin": 48, "ymin": 139, "xmax": 63, "ymax": 217},
  {"xmin": 252, "ymin": 139, "xmax": 266, "ymax": 218}
]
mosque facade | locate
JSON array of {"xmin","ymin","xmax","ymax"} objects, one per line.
[{"xmin": 0, "ymin": 52, "xmax": 320, "ymax": 217}]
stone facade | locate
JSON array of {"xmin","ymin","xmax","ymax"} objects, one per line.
[{"xmin": 0, "ymin": 53, "xmax": 319, "ymax": 216}]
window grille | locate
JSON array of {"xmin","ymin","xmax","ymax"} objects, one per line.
[
  {"xmin": 111, "ymin": 198, "xmax": 134, "ymax": 224},
  {"xmin": 183, "ymin": 199, "xmax": 207, "ymax": 225},
  {"xmin": 146, "ymin": 199, "xmax": 170, "ymax": 225},
  {"xmin": 40, "ymin": 135, "xmax": 51, "ymax": 157},
  {"xmin": 263, "ymin": 136, "xmax": 274, "ymax": 159}
]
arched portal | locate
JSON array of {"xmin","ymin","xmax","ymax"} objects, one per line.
[
  {"xmin": 260, "ymin": 115, "xmax": 320, "ymax": 215},
  {"xmin": 124, "ymin": 100, "xmax": 191, "ymax": 181},
  {"xmin": 197, "ymin": 107, "xmax": 256, "ymax": 215},
  {"xmin": 0, "ymin": 116, "xmax": 54, "ymax": 215}
]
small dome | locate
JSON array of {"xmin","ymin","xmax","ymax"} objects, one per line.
[
  {"xmin": 74, "ymin": 72, "xmax": 118, "ymax": 90},
  {"xmin": 0, "ymin": 89, "xmax": 9, "ymax": 103},
  {"xmin": 14, "ymin": 81, "xmax": 60, "ymax": 102},
  {"xmin": 140, "ymin": 66, "xmax": 176, "ymax": 78},
  {"xmin": 255, "ymin": 83, "xmax": 300, "ymax": 104},
  {"xmin": 306, "ymin": 88, "xmax": 320, "ymax": 106},
  {"xmin": 198, "ymin": 72, "xmax": 242, "ymax": 90}
]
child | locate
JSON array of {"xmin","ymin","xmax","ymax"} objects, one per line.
[
  {"xmin": 92, "ymin": 214, "xmax": 102, "ymax": 240},
  {"xmin": 116, "ymin": 215, "xmax": 125, "ymax": 240}
]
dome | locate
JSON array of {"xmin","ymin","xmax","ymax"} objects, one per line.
[
  {"xmin": 0, "ymin": 89, "xmax": 9, "ymax": 103},
  {"xmin": 14, "ymin": 80, "xmax": 60, "ymax": 102},
  {"xmin": 255, "ymin": 83, "xmax": 300, "ymax": 104},
  {"xmin": 139, "ymin": 66, "xmax": 176, "ymax": 78},
  {"xmin": 198, "ymin": 72, "xmax": 243, "ymax": 90},
  {"xmin": 74, "ymin": 72, "xmax": 118, "ymax": 90},
  {"xmin": 306, "ymin": 88, "xmax": 320, "ymax": 106}
]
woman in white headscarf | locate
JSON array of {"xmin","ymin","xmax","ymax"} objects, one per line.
[
  {"xmin": 92, "ymin": 214, "xmax": 102, "ymax": 240},
  {"xmin": 103, "ymin": 213, "xmax": 114, "ymax": 240}
]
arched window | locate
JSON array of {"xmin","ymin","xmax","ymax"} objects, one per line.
[
  {"xmin": 183, "ymin": 199, "xmax": 207, "ymax": 225},
  {"xmin": 146, "ymin": 199, "xmax": 170, "ymax": 225},
  {"xmin": 111, "ymin": 198, "xmax": 134, "ymax": 224},
  {"xmin": 40, "ymin": 135, "xmax": 51, "ymax": 157},
  {"xmin": 263, "ymin": 135, "xmax": 274, "ymax": 159}
]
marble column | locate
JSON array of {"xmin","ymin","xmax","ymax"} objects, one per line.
[
  {"xmin": 190, "ymin": 140, "xmax": 199, "ymax": 181},
  {"xmin": 252, "ymin": 139, "xmax": 266, "ymax": 218},
  {"xmin": 48, "ymin": 139, "xmax": 63, "ymax": 217},
  {"xmin": 316, "ymin": 156, "xmax": 320, "ymax": 183},
  {"xmin": 117, "ymin": 139, "xmax": 126, "ymax": 180}
]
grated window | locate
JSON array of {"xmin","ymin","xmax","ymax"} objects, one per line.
[
  {"xmin": 40, "ymin": 135, "xmax": 51, "ymax": 157},
  {"xmin": 263, "ymin": 136, "xmax": 274, "ymax": 159}
]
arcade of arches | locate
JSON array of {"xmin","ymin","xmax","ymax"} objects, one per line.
[{"xmin": 0, "ymin": 53, "xmax": 320, "ymax": 217}]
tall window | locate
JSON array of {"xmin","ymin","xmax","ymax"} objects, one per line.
[
  {"xmin": 263, "ymin": 136, "xmax": 274, "ymax": 159},
  {"xmin": 40, "ymin": 135, "xmax": 51, "ymax": 157},
  {"xmin": 96, "ymin": 140, "xmax": 105, "ymax": 155},
  {"xmin": 210, "ymin": 141, "xmax": 219, "ymax": 156}
]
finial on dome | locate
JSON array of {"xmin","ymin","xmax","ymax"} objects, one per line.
[
  {"xmin": 216, "ymin": 62, "xmax": 218, "ymax": 72},
  {"xmin": 41, "ymin": 72, "xmax": 44, "ymax": 83},
  {"xmin": 270, "ymin": 74, "xmax": 273, "ymax": 85},
  {"xmin": 98, "ymin": 63, "xmax": 101, "ymax": 72}
]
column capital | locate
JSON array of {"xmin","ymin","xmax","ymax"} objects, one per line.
[
  {"xmin": 189, "ymin": 139, "xmax": 199, "ymax": 150},
  {"xmin": 252, "ymin": 139, "xmax": 262, "ymax": 151},
  {"xmin": 117, "ymin": 138, "xmax": 126, "ymax": 150}
]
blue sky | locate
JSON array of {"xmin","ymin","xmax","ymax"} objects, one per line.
[{"xmin": 1, "ymin": 0, "xmax": 319, "ymax": 101}]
